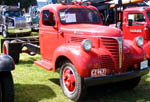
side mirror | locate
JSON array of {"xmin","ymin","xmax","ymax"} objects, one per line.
[{"xmin": 128, "ymin": 19, "xmax": 133, "ymax": 26}]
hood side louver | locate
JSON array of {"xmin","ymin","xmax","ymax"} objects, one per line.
[{"xmin": 70, "ymin": 37, "xmax": 86, "ymax": 43}]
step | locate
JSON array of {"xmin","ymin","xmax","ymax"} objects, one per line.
[{"xmin": 34, "ymin": 59, "xmax": 53, "ymax": 71}]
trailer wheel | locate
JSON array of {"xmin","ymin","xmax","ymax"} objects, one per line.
[
  {"xmin": 3, "ymin": 40, "xmax": 20, "ymax": 64},
  {"xmin": 0, "ymin": 72, "xmax": 14, "ymax": 102},
  {"xmin": 60, "ymin": 61, "xmax": 86, "ymax": 102},
  {"xmin": 119, "ymin": 77, "xmax": 141, "ymax": 90}
]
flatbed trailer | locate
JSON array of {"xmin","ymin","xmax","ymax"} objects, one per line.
[{"xmin": 1, "ymin": 37, "xmax": 40, "ymax": 63}]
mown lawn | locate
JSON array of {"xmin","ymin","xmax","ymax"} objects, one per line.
[{"xmin": 1, "ymin": 33, "xmax": 150, "ymax": 102}]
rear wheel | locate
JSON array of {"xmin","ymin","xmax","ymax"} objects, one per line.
[
  {"xmin": 3, "ymin": 40, "xmax": 20, "ymax": 64},
  {"xmin": 60, "ymin": 61, "xmax": 86, "ymax": 102},
  {"xmin": 0, "ymin": 72, "xmax": 14, "ymax": 102}
]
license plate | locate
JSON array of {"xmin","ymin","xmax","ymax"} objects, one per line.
[
  {"xmin": 140, "ymin": 60, "xmax": 148, "ymax": 69},
  {"xmin": 91, "ymin": 68, "xmax": 107, "ymax": 77}
]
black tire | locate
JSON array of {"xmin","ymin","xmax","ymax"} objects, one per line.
[
  {"xmin": 0, "ymin": 71, "xmax": 14, "ymax": 102},
  {"xmin": 119, "ymin": 77, "xmax": 141, "ymax": 90},
  {"xmin": 3, "ymin": 40, "xmax": 20, "ymax": 64},
  {"xmin": 60, "ymin": 61, "xmax": 86, "ymax": 102}
]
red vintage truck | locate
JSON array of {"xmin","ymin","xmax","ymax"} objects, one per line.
[{"xmin": 1, "ymin": 2, "xmax": 149, "ymax": 101}]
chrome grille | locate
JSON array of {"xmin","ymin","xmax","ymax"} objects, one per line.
[
  {"xmin": 101, "ymin": 55, "xmax": 114, "ymax": 70},
  {"xmin": 101, "ymin": 38, "xmax": 120, "ymax": 72},
  {"xmin": 15, "ymin": 20, "xmax": 26, "ymax": 28}
]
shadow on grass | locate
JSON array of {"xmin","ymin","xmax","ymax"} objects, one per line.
[
  {"xmin": 82, "ymin": 76, "xmax": 150, "ymax": 102},
  {"xmin": 15, "ymin": 83, "xmax": 56, "ymax": 102},
  {"xmin": 49, "ymin": 76, "xmax": 150, "ymax": 102},
  {"xmin": 49, "ymin": 78, "xmax": 60, "ymax": 86}
]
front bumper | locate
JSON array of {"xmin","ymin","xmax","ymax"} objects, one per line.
[
  {"xmin": 84, "ymin": 68, "xmax": 149, "ymax": 86},
  {"xmin": 8, "ymin": 27, "xmax": 31, "ymax": 34}
]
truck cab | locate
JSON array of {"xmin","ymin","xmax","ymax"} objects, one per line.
[
  {"xmin": 0, "ymin": 5, "xmax": 31, "ymax": 37},
  {"xmin": 123, "ymin": 7, "xmax": 150, "ymax": 59}
]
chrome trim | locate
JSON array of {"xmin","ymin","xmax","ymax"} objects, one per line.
[{"xmin": 102, "ymin": 37, "xmax": 123, "ymax": 72}]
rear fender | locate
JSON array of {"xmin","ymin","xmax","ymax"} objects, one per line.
[{"xmin": 53, "ymin": 44, "xmax": 112, "ymax": 78}]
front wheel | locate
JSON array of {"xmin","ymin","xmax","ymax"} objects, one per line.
[
  {"xmin": 0, "ymin": 72, "xmax": 14, "ymax": 102},
  {"xmin": 60, "ymin": 61, "xmax": 86, "ymax": 102}
]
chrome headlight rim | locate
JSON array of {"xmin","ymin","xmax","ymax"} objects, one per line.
[
  {"xmin": 82, "ymin": 39, "xmax": 92, "ymax": 51},
  {"xmin": 136, "ymin": 36, "xmax": 144, "ymax": 47}
]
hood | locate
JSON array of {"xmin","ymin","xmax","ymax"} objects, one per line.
[{"xmin": 61, "ymin": 24, "xmax": 122, "ymax": 37}]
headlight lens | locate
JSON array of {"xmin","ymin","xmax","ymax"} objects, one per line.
[
  {"xmin": 136, "ymin": 36, "xmax": 144, "ymax": 47},
  {"xmin": 82, "ymin": 39, "xmax": 92, "ymax": 51}
]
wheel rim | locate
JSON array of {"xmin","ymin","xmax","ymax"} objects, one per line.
[
  {"xmin": 3, "ymin": 45, "xmax": 7, "ymax": 54},
  {"xmin": 63, "ymin": 66, "xmax": 76, "ymax": 94}
]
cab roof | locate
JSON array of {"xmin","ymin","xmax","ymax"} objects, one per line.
[
  {"xmin": 124, "ymin": 6, "xmax": 150, "ymax": 12},
  {"xmin": 41, "ymin": 4, "xmax": 97, "ymax": 12}
]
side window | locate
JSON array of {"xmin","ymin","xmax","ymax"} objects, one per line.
[
  {"xmin": 42, "ymin": 10, "xmax": 55, "ymax": 26},
  {"xmin": 128, "ymin": 13, "xmax": 145, "ymax": 22}
]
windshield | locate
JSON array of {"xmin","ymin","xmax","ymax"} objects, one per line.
[
  {"xmin": 146, "ymin": 10, "xmax": 150, "ymax": 21},
  {"xmin": 4, "ymin": 10, "xmax": 23, "ymax": 17},
  {"xmin": 59, "ymin": 8, "xmax": 101, "ymax": 24}
]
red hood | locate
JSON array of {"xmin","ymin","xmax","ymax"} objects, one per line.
[{"xmin": 61, "ymin": 24, "xmax": 122, "ymax": 37}]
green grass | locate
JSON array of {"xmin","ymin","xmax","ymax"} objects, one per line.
[{"xmin": 1, "ymin": 33, "xmax": 150, "ymax": 102}]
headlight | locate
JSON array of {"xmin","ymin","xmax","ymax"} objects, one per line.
[
  {"xmin": 136, "ymin": 36, "xmax": 144, "ymax": 47},
  {"xmin": 82, "ymin": 39, "xmax": 92, "ymax": 51}
]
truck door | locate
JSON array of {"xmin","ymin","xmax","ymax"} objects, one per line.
[
  {"xmin": 39, "ymin": 10, "xmax": 58, "ymax": 61},
  {"xmin": 123, "ymin": 13, "xmax": 145, "ymax": 40}
]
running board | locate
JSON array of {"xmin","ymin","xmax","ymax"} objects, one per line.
[{"xmin": 34, "ymin": 59, "xmax": 52, "ymax": 71}]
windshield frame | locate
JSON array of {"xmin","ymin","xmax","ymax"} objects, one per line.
[{"xmin": 58, "ymin": 8, "xmax": 101, "ymax": 25}]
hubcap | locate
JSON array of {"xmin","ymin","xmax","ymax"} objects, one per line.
[{"xmin": 63, "ymin": 66, "xmax": 76, "ymax": 93}]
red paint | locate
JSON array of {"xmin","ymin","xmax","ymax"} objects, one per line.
[
  {"xmin": 63, "ymin": 67, "xmax": 75, "ymax": 92},
  {"xmin": 35, "ymin": 4, "xmax": 145, "ymax": 78},
  {"xmin": 123, "ymin": 7, "xmax": 150, "ymax": 59}
]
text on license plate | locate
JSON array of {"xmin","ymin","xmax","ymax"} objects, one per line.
[{"xmin": 91, "ymin": 68, "xmax": 107, "ymax": 77}]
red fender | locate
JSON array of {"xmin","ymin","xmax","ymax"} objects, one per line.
[
  {"xmin": 52, "ymin": 43, "xmax": 113, "ymax": 78},
  {"xmin": 143, "ymin": 41, "xmax": 150, "ymax": 59}
]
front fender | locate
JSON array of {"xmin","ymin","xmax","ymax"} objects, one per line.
[
  {"xmin": 123, "ymin": 40, "xmax": 145, "ymax": 66},
  {"xmin": 0, "ymin": 54, "xmax": 15, "ymax": 71},
  {"xmin": 53, "ymin": 44, "xmax": 112, "ymax": 78},
  {"xmin": 143, "ymin": 41, "xmax": 150, "ymax": 59}
]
